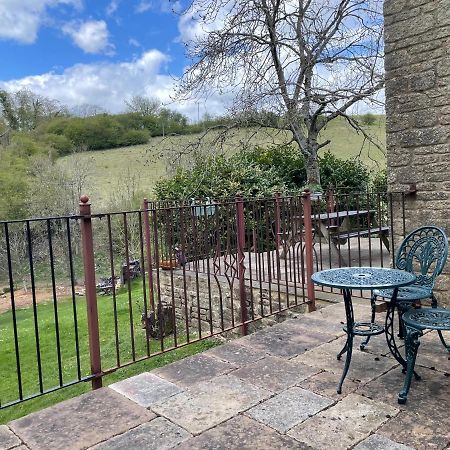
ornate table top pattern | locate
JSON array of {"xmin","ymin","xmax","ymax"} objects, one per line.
[{"xmin": 311, "ymin": 267, "xmax": 416, "ymax": 290}]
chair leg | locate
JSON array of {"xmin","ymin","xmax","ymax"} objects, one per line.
[
  {"xmin": 431, "ymin": 293, "xmax": 438, "ymax": 309},
  {"xmin": 360, "ymin": 294, "xmax": 376, "ymax": 350},
  {"xmin": 337, "ymin": 334, "xmax": 353, "ymax": 394},
  {"xmin": 438, "ymin": 330, "xmax": 450, "ymax": 353},
  {"xmin": 398, "ymin": 326, "xmax": 422, "ymax": 404}
]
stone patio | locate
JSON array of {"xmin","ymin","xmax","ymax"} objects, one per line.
[{"xmin": 2, "ymin": 301, "xmax": 449, "ymax": 450}]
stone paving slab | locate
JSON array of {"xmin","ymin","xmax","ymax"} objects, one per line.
[
  {"xmin": 205, "ymin": 341, "xmax": 267, "ymax": 366},
  {"xmin": 175, "ymin": 415, "xmax": 313, "ymax": 450},
  {"xmin": 89, "ymin": 417, "xmax": 191, "ymax": 450},
  {"xmin": 298, "ymin": 369, "xmax": 362, "ymax": 400},
  {"xmin": 152, "ymin": 353, "xmax": 237, "ymax": 388},
  {"xmin": 109, "ymin": 372, "xmax": 182, "ymax": 408},
  {"xmin": 413, "ymin": 331, "xmax": 450, "ymax": 372},
  {"xmin": 357, "ymin": 366, "xmax": 450, "ymax": 449},
  {"xmin": 238, "ymin": 323, "xmax": 333, "ymax": 358},
  {"xmin": 309, "ymin": 302, "xmax": 371, "ymax": 324},
  {"xmin": 0, "ymin": 425, "xmax": 21, "ymax": 449},
  {"xmin": 280, "ymin": 315, "xmax": 346, "ymax": 337},
  {"xmin": 357, "ymin": 365, "xmax": 450, "ymax": 416},
  {"xmin": 9, "ymin": 388, "xmax": 155, "ymax": 450},
  {"xmin": 287, "ymin": 393, "xmax": 398, "ymax": 450},
  {"xmin": 151, "ymin": 374, "xmax": 271, "ymax": 435},
  {"xmin": 292, "ymin": 336, "xmax": 398, "ymax": 386},
  {"xmin": 353, "ymin": 433, "xmax": 416, "ymax": 450},
  {"xmin": 232, "ymin": 356, "xmax": 319, "ymax": 392},
  {"xmin": 246, "ymin": 386, "xmax": 334, "ymax": 433},
  {"xmin": 378, "ymin": 412, "xmax": 449, "ymax": 450}
]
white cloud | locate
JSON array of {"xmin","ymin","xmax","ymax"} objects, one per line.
[
  {"xmin": 106, "ymin": 0, "xmax": 120, "ymax": 15},
  {"xmin": 0, "ymin": 50, "xmax": 229, "ymax": 119},
  {"xmin": 62, "ymin": 20, "xmax": 115, "ymax": 55},
  {"xmin": 135, "ymin": 1, "xmax": 152, "ymax": 13},
  {"xmin": 0, "ymin": 0, "xmax": 81, "ymax": 44}
]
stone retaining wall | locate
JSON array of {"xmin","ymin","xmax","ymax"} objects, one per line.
[
  {"xmin": 384, "ymin": 0, "xmax": 450, "ymax": 305},
  {"xmin": 157, "ymin": 269, "xmax": 308, "ymax": 336}
]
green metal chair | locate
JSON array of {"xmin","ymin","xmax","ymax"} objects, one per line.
[
  {"xmin": 398, "ymin": 307, "xmax": 450, "ymax": 403},
  {"xmin": 360, "ymin": 225, "xmax": 449, "ymax": 351}
]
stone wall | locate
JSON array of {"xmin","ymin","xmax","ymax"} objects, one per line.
[
  {"xmin": 384, "ymin": 0, "xmax": 450, "ymax": 305},
  {"xmin": 157, "ymin": 269, "xmax": 308, "ymax": 336}
]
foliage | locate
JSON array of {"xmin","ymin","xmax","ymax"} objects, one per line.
[
  {"xmin": 0, "ymin": 149, "xmax": 30, "ymax": 219},
  {"xmin": 360, "ymin": 113, "xmax": 377, "ymax": 126},
  {"xmin": 319, "ymin": 151, "xmax": 370, "ymax": 192},
  {"xmin": 155, "ymin": 145, "xmax": 371, "ymax": 201},
  {"xmin": 371, "ymin": 168, "xmax": 388, "ymax": 192}
]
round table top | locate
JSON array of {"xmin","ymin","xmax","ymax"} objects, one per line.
[{"xmin": 311, "ymin": 267, "xmax": 416, "ymax": 290}]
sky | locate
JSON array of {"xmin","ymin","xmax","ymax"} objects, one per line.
[{"xmin": 0, "ymin": 0, "xmax": 226, "ymax": 120}]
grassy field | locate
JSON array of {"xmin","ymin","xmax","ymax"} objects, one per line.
[
  {"xmin": 59, "ymin": 116, "xmax": 386, "ymax": 209},
  {"xmin": 0, "ymin": 281, "xmax": 221, "ymax": 424}
]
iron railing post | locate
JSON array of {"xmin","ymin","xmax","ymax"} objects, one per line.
[
  {"xmin": 236, "ymin": 195, "xmax": 249, "ymax": 335},
  {"xmin": 143, "ymin": 198, "xmax": 155, "ymax": 311},
  {"xmin": 79, "ymin": 195, "xmax": 102, "ymax": 389},
  {"xmin": 302, "ymin": 190, "xmax": 316, "ymax": 312}
]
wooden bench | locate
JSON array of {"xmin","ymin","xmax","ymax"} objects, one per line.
[{"xmin": 333, "ymin": 226, "xmax": 390, "ymax": 250}]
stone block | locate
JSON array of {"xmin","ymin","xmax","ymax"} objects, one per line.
[
  {"xmin": 298, "ymin": 370, "xmax": 362, "ymax": 400},
  {"xmin": 9, "ymin": 388, "xmax": 154, "ymax": 450},
  {"xmin": 238, "ymin": 322, "xmax": 333, "ymax": 358},
  {"xmin": 151, "ymin": 374, "xmax": 271, "ymax": 435},
  {"xmin": 89, "ymin": 417, "xmax": 191, "ymax": 450},
  {"xmin": 291, "ymin": 336, "xmax": 398, "ymax": 386},
  {"xmin": 109, "ymin": 372, "xmax": 182, "ymax": 407},
  {"xmin": 246, "ymin": 386, "xmax": 334, "ymax": 433},
  {"xmin": 353, "ymin": 433, "xmax": 415, "ymax": 450},
  {"xmin": 232, "ymin": 356, "xmax": 319, "ymax": 392},
  {"xmin": 287, "ymin": 394, "xmax": 398, "ymax": 450},
  {"xmin": 205, "ymin": 341, "xmax": 267, "ymax": 366},
  {"xmin": 175, "ymin": 415, "xmax": 312, "ymax": 450},
  {"xmin": 0, "ymin": 425, "xmax": 21, "ymax": 449},
  {"xmin": 152, "ymin": 353, "xmax": 237, "ymax": 388}
]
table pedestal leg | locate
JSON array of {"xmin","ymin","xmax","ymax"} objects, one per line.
[{"xmin": 337, "ymin": 288, "xmax": 354, "ymax": 394}]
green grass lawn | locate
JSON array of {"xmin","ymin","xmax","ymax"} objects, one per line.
[
  {"xmin": 0, "ymin": 282, "xmax": 221, "ymax": 424},
  {"xmin": 59, "ymin": 117, "xmax": 386, "ymax": 210}
]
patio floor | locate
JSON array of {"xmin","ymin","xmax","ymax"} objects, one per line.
[{"xmin": 2, "ymin": 300, "xmax": 449, "ymax": 450}]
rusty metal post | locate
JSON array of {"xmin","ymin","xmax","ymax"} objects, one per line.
[
  {"xmin": 274, "ymin": 192, "xmax": 281, "ymax": 251},
  {"xmin": 302, "ymin": 190, "xmax": 316, "ymax": 312},
  {"xmin": 143, "ymin": 198, "xmax": 155, "ymax": 311},
  {"xmin": 79, "ymin": 195, "xmax": 102, "ymax": 389},
  {"xmin": 236, "ymin": 195, "xmax": 249, "ymax": 335}
]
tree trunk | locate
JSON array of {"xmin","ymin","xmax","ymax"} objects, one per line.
[{"xmin": 305, "ymin": 153, "xmax": 320, "ymax": 186}]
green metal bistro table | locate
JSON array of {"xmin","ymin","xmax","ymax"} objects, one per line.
[{"xmin": 311, "ymin": 267, "xmax": 416, "ymax": 393}]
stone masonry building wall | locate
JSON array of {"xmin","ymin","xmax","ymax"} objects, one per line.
[{"xmin": 384, "ymin": 0, "xmax": 450, "ymax": 305}]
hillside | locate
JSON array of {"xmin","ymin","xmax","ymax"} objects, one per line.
[{"xmin": 59, "ymin": 116, "xmax": 386, "ymax": 209}]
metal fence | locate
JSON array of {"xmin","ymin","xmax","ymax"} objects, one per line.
[{"xmin": 0, "ymin": 190, "xmax": 408, "ymax": 409}]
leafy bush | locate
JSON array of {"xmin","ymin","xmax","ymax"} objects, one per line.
[
  {"xmin": 39, "ymin": 133, "xmax": 74, "ymax": 156},
  {"xmin": 371, "ymin": 168, "xmax": 387, "ymax": 192},
  {"xmin": 155, "ymin": 145, "xmax": 371, "ymax": 201},
  {"xmin": 360, "ymin": 113, "xmax": 377, "ymax": 126},
  {"xmin": 319, "ymin": 151, "xmax": 370, "ymax": 192}
]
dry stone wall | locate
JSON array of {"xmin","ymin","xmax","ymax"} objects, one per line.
[
  {"xmin": 384, "ymin": 0, "xmax": 450, "ymax": 304},
  {"xmin": 157, "ymin": 269, "xmax": 307, "ymax": 336}
]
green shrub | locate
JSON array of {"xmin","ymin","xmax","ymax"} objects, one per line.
[
  {"xmin": 118, "ymin": 129, "xmax": 150, "ymax": 146},
  {"xmin": 319, "ymin": 151, "xmax": 370, "ymax": 193},
  {"xmin": 360, "ymin": 113, "xmax": 377, "ymax": 126},
  {"xmin": 39, "ymin": 133, "xmax": 74, "ymax": 156}
]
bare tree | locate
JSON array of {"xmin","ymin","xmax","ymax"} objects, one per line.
[
  {"xmin": 176, "ymin": 0, "xmax": 384, "ymax": 185},
  {"xmin": 0, "ymin": 89, "xmax": 67, "ymax": 131},
  {"xmin": 125, "ymin": 95, "xmax": 161, "ymax": 116}
]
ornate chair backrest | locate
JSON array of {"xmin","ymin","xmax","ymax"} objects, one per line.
[{"xmin": 395, "ymin": 226, "xmax": 448, "ymax": 289}]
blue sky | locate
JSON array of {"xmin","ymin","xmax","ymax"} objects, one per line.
[{"xmin": 0, "ymin": 0, "xmax": 221, "ymax": 119}]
